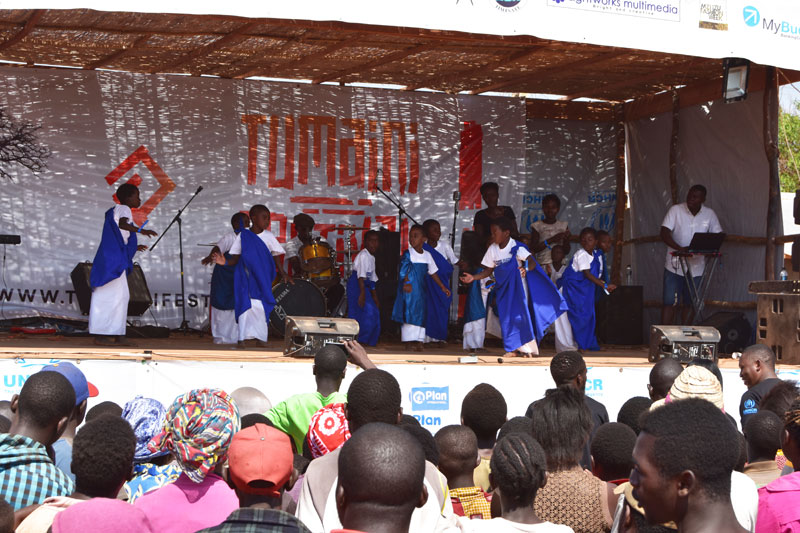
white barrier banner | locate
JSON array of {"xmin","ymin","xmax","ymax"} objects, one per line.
[
  {"xmin": 0, "ymin": 68, "xmax": 526, "ymax": 328},
  {"xmin": 9, "ymin": 1, "xmax": 800, "ymax": 71},
  {"xmin": 0, "ymin": 357, "xmax": 790, "ymax": 430}
]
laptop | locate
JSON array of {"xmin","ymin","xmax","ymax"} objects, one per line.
[{"xmin": 686, "ymin": 232, "xmax": 725, "ymax": 254}]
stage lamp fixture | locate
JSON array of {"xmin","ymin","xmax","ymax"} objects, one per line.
[{"xmin": 722, "ymin": 57, "xmax": 750, "ymax": 103}]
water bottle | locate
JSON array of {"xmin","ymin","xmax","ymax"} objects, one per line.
[
  {"xmin": 780, "ymin": 267, "xmax": 789, "ymax": 281},
  {"xmin": 625, "ymin": 265, "xmax": 633, "ymax": 285}
]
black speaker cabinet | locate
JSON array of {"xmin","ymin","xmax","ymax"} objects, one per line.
[
  {"xmin": 699, "ymin": 311, "xmax": 752, "ymax": 355},
  {"xmin": 595, "ymin": 285, "xmax": 644, "ymax": 345},
  {"xmin": 375, "ymin": 229, "xmax": 400, "ymax": 282},
  {"xmin": 375, "ymin": 279, "xmax": 399, "ymax": 337},
  {"xmin": 70, "ymin": 262, "xmax": 153, "ymax": 317}
]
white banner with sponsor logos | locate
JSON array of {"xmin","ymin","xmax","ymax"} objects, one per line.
[
  {"xmin": 2, "ymin": 357, "xmax": 794, "ymax": 430},
  {"xmin": 10, "ymin": 1, "xmax": 800, "ymax": 71},
  {"xmin": 0, "ymin": 67, "xmax": 526, "ymax": 328}
]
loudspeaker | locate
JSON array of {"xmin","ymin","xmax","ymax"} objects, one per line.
[
  {"xmin": 283, "ymin": 316, "xmax": 359, "ymax": 358},
  {"xmin": 375, "ymin": 279, "xmax": 399, "ymax": 337},
  {"xmin": 699, "ymin": 311, "xmax": 752, "ymax": 354},
  {"xmin": 70, "ymin": 262, "xmax": 153, "ymax": 317},
  {"xmin": 595, "ymin": 286, "xmax": 644, "ymax": 345},
  {"xmin": 648, "ymin": 325, "xmax": 720, "ymax": 363},
  {"xmin": 375, "ymin": 229, "xmax": 400, "ymax": 281}
]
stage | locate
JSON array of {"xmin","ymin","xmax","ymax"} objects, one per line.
[{"xmin": 0, "ymin": 331, "xmax": 795, "ymax": 432}]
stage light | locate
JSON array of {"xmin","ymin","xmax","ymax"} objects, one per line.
[{"xmin": 722, "ymin": 58, "xmax": 750, "ymax": 103}]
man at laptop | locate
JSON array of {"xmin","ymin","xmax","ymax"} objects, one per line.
[{"xmin": 660, "ymin": 184, "xmax": 723, "ymax": 325}]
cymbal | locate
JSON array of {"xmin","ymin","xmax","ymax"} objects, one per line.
[
  {"xmin": 332, "ymin": 226, "xmax": 370, "ymax": 231},
  {"xmin": 197, "ymin": 243, "xmax": 217, "ymax": 247}
]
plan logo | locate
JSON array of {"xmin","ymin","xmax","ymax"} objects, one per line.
[
  {"xmin": 742, "ymin": 5, "xmax": 759, "ymax": 27},
  {"xmin": 410, "ymin": 386, "xmax": 449, "ymax": 411},
  {"xmin": 496, "ymin": 0, "xmax": 526, "ymax": 12},
  {"xmin": 105, "ymin": 146, "xmax": 176, "ymax": 226}
]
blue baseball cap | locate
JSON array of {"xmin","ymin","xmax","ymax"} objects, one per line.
[{"xmin": 39, "ymin": 362, "xmax": 99, "ymax": 406}]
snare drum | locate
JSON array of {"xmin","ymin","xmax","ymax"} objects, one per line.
[
  {"xmin": 299, "ymin": 240, "xmax": 335, "ymax": 281},
  {"xmin": 269, "ymin": 279, "xmax": 327, "ymax": 336}
]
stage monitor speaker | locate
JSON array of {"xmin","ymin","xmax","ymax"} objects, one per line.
[
  {"xmin": 70, "ymin": 262, "xmax": 153, "ymax": 317},
  {"xmin": 595, "ymin": 285, "xmax": 643, "ymax": 345},
  {"xmin": 794, "ymin": 189, "xmax": 800, "ymax": 225},
  {"xmin": 375, "ymin": 229, "xmax": 400, "ymax": 281},
  {"xmin": 648, "ymin": 325, "xmax": 720, "ymax": 363},
  {"xmin": 699, "ymin": 311, "xmax": 752, "ymax": 354},
  {"xmin": 792, "ymin": 238, "xmax": 800, "ymax": 272},
  {"xmin": 283, "ymin": 316, "xmax": 359, "ymax": 358}
]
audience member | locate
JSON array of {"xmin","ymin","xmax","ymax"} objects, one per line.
[
  {"xmin": 296, "ymin": 368, "xmax": 452, "ymax": 533},
  {"xmin": 0, "ymin": 401, "xmax": 11, "ymax": 422},
  {"xmin": 306, "ymin": 403, "xmax": 350, "ymax": 459},
  {"xmin": 591, "ymin": 422, "xmax": 636, "ymax": 484},
  {"xmin": 738, "ymin": 345, "xmax": 780, "ymax": 429},
  {"xmin": 84, "ymin": 401, "xmax": 122, "ymax": 421},
  {"xmin": 465, "ymin": 433, "xmax": 573, "ymax": 532},
  {"xmin": 16, "ymin": 414, "xmax": 136, "ymax": 533},
  {"xmin": 402, "ymin": 424, "xmax": 439, "ymax": 466},
  {"xmin": 241, "ymin": 413, "xmax": 273, "ymax": 429},
  {"xmin": 756, "ymin": 397, "xmax": 800, "ymax": 533},
  {"xmin": 0, "ymin": 371, "xmax": 74, "ymax": 510},
  {"xmin": 0, "ymin": 416, "xmax": 9, "ymax": 434},
  {"xmin": 616, "ymin": 397, "xmax": 652, "ymax": 435},
  {"xmin": 759, "ymin": 379, "xmax": 800, "ymax": 418},
  {"xmin": 51, "ymin": 498, "xmax": 154, "ymax": 533},
  {"xmin": 647, "ymin": 358, "xmax": 683, "ymax": 401},
  {"xmin": 743, "ymin": 411, "xmax": 782, "ymax": 488},
  {"xmin": 0, "ymin": 499, "xmax": 11, "ymax": 533},
  {"xmin": 687, "ymin": 358, "xmax": 725, "ymax": 389},
  {"xmin": 134, "ymin": 389, "xmax": 240, "ymax": 533},
  {"xmin": 230, "ymin": 386, "xmax": 272, "ymax": 416},
  {"xmin": 531, "ymin": 386, "xmax": 617, "ymax": 533},
  {"xmin": 462, "ymin": 383, "xmax": 507, "ymax": 491},
  {"xmin": 198, "ymin": 423, "xmax": 310, "ymax": 532},
  {"xmin": 610, "ymin": 481, "xmax": 676, "ymax": 533},
  {"xmin": 121, "ymin": 396, "xmax": 182, "ymax": 503},
  {"xmin": 497, "ymin": 416, "xmax": 533, "ymax": 442},
  {"xmin": 334, "ymin": 423, "xmax": 428, "ymax": 533},
  {"xmin": 659, "ymin": 365, "xmax": 724, "ymax": 410},
  {"xmin": 631, "ymin": 398, "xmax": 746, "ymax": 533},
  {"xmin": 38, "ymin": 363, "xmax": 98, "ymax": 483},
  {"xmin": 435, "ymin": 425, "xmax": 491, "ymax": 520}
]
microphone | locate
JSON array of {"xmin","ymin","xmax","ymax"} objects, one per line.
[
  {"xmin": 195, "ymin": 186, "xmax": 204, "ymax": 194},
  {"xmin": 453, "ymin": 191, "xmax": 461, "ymax": 201}
]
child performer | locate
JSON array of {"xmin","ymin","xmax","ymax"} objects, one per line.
[
  {"xmin": 549, "ymin": 244, "xmax": 568, "ymax": 285},
  {"xmin": 422, "ymin": 219, "xmax": 458, "ymax": 344},
  {"xmin": 558, "ymin": 227, "xmax": 616, "ymax": 351},
  {"xmin": 460, "ymin": 217, "xmax": 565, "ymax": 357},
  {"xmin": 202, "ymin": 212, "xmax": 250, "ymax": 345},
  {"xmin": 89, "ymin": 183, "xmax": 157, "ymax": 346},
  {"xmin": 530, "ymin": 194, "xmax": 570, "ymax": 276},
  {"xmin": 347, "ymin": 230, "xmax": 381, "ymax": 346},
  {"xmin": 391, "ymin": 225, "xmax": 451, "ymax": 352},
  {"xmin": 212, "ymin": 204, "xmax": 290, "ymax": 347},
  {"xmin": 462, "ymin": 257, "xmax": 488, "ymax": 354}
]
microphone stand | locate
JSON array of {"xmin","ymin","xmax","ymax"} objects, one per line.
[
  {"xmin": 150, "ymin": 186, "xmax": 203, "ymax": 335},
  {"xmin": 375, "ymin": 186, "xmax": 419, "ymax": 230},
  {"xmin": 450, "ymin": 191, "xmax": 460, "ymax": 250}
]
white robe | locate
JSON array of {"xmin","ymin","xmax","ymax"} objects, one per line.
[{"xmin": 89, "ymin": 204, "xmax": 133, "ymax": 336}]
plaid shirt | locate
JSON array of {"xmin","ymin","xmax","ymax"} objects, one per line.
[
  {"xmin": 196, "ymin": 508, "xmax": 313, "ymax": 533},
  {"xmin": 0, "ymin": 433, "xmax": 74, "ymax": 510},
  {"xmin": 450, "ymin": 486, "xmax": 492, "ymax": 520}
]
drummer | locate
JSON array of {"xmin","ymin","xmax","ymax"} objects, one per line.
[{"xmin": 284, "ymin": 213, "xmax": 344, "ymax": 315}]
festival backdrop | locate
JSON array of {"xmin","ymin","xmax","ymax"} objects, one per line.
[{"xmin": 0, "ymin": 67, "xmax": 526, "ymax": 328}]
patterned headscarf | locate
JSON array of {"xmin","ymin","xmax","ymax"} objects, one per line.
[
  {"xmin": 122, "ymin": 396, "xmax": 170, "ymax": 463},
  {"xmin": 307, "ymin": 403, "xmax": 351, "ymax": 459},
  {"xmin": 147, "ymin": 389, "xmax": 240, "ymax": 483}
]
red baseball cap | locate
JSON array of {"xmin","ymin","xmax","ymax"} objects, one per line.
[{"xmin": 228, "ymin": 424, "xmax": 293, "ymax": 497}]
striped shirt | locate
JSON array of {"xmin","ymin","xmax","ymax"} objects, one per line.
[{"xmin": 0, "ymin": 433, "xmax": 74, "ymax": 510}]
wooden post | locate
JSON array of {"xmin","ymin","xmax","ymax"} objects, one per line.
[
  {"xmin": 611, "ymin": 104, "xmax": 626, "ymax": 286},
  {"xmin": 669, "ymin": 90, "xmax": 680, "ymax": 205},
  {"xmin": 764, "ymin": 66, "xmax": 780, "ymax": 280}
]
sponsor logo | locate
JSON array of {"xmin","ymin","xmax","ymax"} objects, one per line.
[
  {"xmin": 743, "ymin": 5, "xmax": 800, "ymax": 40},
  {"xmin": 413, "ymin": 414, "xmax": 443, "ymax": 427},
  {"xmin": 547, "ymin": 0, "xmax": 680, "ymax": 22},
  {"xmin": 743, "ymin": 5, "xmax": 759, "ymax": 26},
  {"xmin": 496, "ymin": 0, "xmax": 526, "ymax": 13},
  {"xmin": 699, "ymin": 2, "xmax": 728, "ymax": 31},
  {"xmin": 105, "ymin": 146, "xmax": 176, "ymax": 226},
  {"xmin": 410, "ymin": 386, "xmax": 449, "ymax": 411}
]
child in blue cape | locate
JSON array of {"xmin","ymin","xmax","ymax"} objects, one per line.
[
  {"xmin": 347, "ymin": 230, "xmax": 381, "ymax": 346},
  {"xmin": 89, "ymin": 183, "xmax": 157, "ymax": 346},
  {"xmin": 202, "ymin": 211, "xmax": 250, "ymax": 345},
  {"xmin": 212, "ymin": 204, "xmax": 290, "ymax": 347},
  {"xmin": 392, "ymin": 225, "xmax": 451, "ymax": 352},
  {"xmin": 558, "ymin": 227, "xmax": 617, "ymax": 351},
  {"xmin": 460, "ymin": 217, "xmax": 566, "ymax": 357},
  {"xmin": 422, "ymin": 219, "xmax": 459, "ymax": 345}
]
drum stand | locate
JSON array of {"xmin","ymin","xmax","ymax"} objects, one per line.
[{"xmin": 331, "ymin": 225, "xmax": 367, "ymax": 318}]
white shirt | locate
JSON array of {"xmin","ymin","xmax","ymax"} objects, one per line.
[
  {"xmin": 481, "ymin": 238, "xmax": 531, "ymax": 269},
  {"xmin": 434, "ymin": 241, "xmax": 458, "ymax": 265},
  {"xmin": 731, "ymin": 470, "xmax": 758, "ymax": 532},
  {"xmin": 571, "ymin": 249, "xmax": 594, "ymax": 273},
  {"xmin": 409, "ymin": 247, "xmax": 438, "ymax": 275},
  {"xmin": 229, "ymin": 230, "xmax": 284, "ymax": 256},
  {"xmin": 216, "ymin": 232, "xmax": 237, "ymax": 255},
  {"xmin": 283, "ymin": 233, "xmax": 328, "ymax": 259},
  {"xmin": 458, "ymin": 516, "xmax": 574, "ymax": 533},
  {"xmin": 113, "ymin": 204, "xmax": 133, "ymax": 245},
  {"xmin": 353, "ymin": 248, "xmax": 378, "ymax": 282},
  {"xmin": 531, "ymin": 219, "xmax": 569, "ymax": 265},
  {"xmin": 550, "ymin": 263, "xmax": 567, "ymax": 284},
  {"xmin": 661, "ymin": 203, "xmax": 722, "ymax": 275}
]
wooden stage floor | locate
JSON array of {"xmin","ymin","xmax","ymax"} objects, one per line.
[{"xmin": 0, "ymin": 331, "xmax": 757, "ymax": 370}]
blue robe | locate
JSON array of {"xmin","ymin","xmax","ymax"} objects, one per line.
[
  {"xmin": 233, "ymin": 230, "xmax": 276, "ymax": 322},
  {"xmin": 464, "ymin": 268, "xmax": 487, "ymax": 323},
  {"xmin": 210, "ymin": 252, "xmax": 236, "ymax": 311},
  {"xmin": 492, "ymin": 242, "xmax": 567, "ymax": 352},
  {"xmin": 347, "ymin": 271, "xmax": 381, "ymax": 346},
  {"xmin": 90, "ymin": 207, "xmax": 137, "ymax": 288},
  {"xmin": 423, "ymin": 243, "xmax": 453, "ymax": 341},
  {"xmin": 560, "ymin": 250, "xmax": 601, "ymax": 350},
  {"xmin": 594, "ymin": 250, "xmax": 610, "ymax": 303},
  {"xmin": 391, "ymin": 251, "xmax": 428, "ymax": 327}
]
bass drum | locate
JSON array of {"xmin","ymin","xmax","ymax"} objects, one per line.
[{"xmin": 269, "ymin": 279, "xmax": 327, "ymax": 336}]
